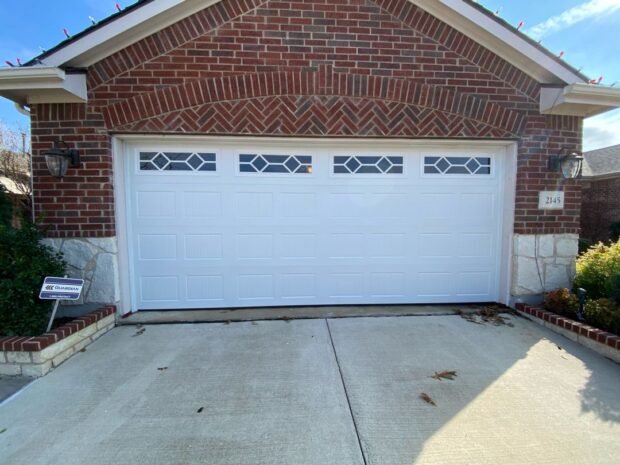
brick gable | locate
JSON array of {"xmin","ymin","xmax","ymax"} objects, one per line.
[{"xmin": 30, "ymin": 0, "xmax": 581, "ymax": 238}]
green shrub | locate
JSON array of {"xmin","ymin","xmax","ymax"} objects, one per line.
[
  {"xmin": 574, "ymin": 240, "xmax": 620, "ymax": 300},
  {"xmin": 0, "ymin": 221, "xmax": 65, "ymax": 337},
  {"xmin": 543, "ymin": 288, "xmax": 579, "ymax": 318},
  {"xmin": 585, "ymin": 298, "xmax": 620, "ymax": 335},
  {"xmin": 608, "ymin": 274, "xmax": 620, "ymax": 305}
]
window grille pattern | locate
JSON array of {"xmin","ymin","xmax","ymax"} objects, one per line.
[
  {"xmin": 424, "ymin": 156, "xmax": 491, "ymax": 175},
  {"xmin": 239, "ymin": 154, "xmax": 312, "ymax": 174},
  {"xmin": 333, "ymin": 156, "xmax": 404, "ymax": 174},
  {"xmin": 140, "ymin": 152, "xmax": 216, "ymax": 171}
]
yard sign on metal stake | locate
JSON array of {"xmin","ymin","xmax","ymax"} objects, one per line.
[{"xmin": 39, "ymin": 276, "xmax": 84, "ymax": 332}]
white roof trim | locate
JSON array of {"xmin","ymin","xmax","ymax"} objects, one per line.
[
  {"xmin": 412, "ymin": 0, "xmax": 586, "ymax": 85},
  {"xmin": 0, "ymin": 0, "xmax": 596, "ymax": 108},
  {"xmin": 541, "ymin": 84, "xmax": 620, "ymax": 117},
  {"xmin": 0, "ymin": 67, "xmax": 87, "ymax": 104},
  {"xmin": 44, "ymin": 0, "xmax": 219, "ymax": 68}
]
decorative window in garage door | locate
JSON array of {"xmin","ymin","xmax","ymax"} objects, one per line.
[
  {"xmin": 139, "ymin": 152, "xmax": 216, "ymax": 172},
  {"xmin": 239, "ymin": 154, "xmax": 312, "ymax": 174},
  {"xmin": 424, "ymin": 156, "xmax": 491, "ymax": 175},
  {"xmin": 333, "ymin": 156, "xmax": 404, "ymax": 174}
]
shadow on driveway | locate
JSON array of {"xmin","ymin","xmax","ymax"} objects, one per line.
[{"xmin": 0, "ymin": 314, "xmax": 618, "ymax": 465}]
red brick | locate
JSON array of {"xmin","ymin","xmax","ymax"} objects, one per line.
[
  {"xmin": 607, "ymin": 336, "xmax": 620, "ymax": 349},
  {"xmin": 581, "ymin": 176, "xmax": 620, "ymax": 242},
  {"xmin": 31, "ymin": 0, "xmax": 581, "ymax": 238},
  {"xmin": 21, "ymin": 339, "xmax": 42, "ymax": 352}
]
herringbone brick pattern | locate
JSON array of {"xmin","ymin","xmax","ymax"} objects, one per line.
[
  {"xmin": 104, "ymin": 67, "xmax": 524, "ymax": 135},
  {"xmin": 117, "ymin": 95, "xmax": 514, "ymax": 138}
]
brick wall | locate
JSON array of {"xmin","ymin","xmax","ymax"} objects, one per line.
[
  {"xmin": 30, "ymin": 0, "xmax": 582, "ymax": 238},
  {"xmin": 581, "ymin": 176, "xmax": 620, "ymax": 242}
]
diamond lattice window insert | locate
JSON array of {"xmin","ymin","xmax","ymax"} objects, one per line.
[
  {"xmin": 424, "ymin": 156, "xmax": 491, "ymax": 175},
  {"xmin": 140, "ymin": 152, "xmax": 216, "ymax": 171},
  {"xmin": 239, "ymin": 154, "xmax": 312, "ymax": 173},
  {"xmin": 333, "ymin": 156, "xmax": 404, "ymax": 174}
]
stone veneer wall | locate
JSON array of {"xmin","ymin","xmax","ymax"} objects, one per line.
[
  {"xmin": 41, "ymin": 237, "xmax": 120, "ymax": 305},
  {"xmin": 512, "ymin": 234, "xmax": 579, "ymax": 303}
]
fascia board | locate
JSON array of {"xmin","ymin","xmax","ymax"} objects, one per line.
[
  {"xmin": 413, "ymin": 0, "xmax": 586, "ymax": 85},
  {"xmin": 43, "ymin": 0, "xmax": 219, "ymax": 68}
]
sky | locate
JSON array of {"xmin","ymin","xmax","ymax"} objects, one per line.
[{"xmin": 0, "ymin": 0, "xmax": 619, "ymax": 151}]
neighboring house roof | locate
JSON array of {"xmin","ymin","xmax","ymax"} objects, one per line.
[
  {"xmin": 582, "ymin": 144, "xmax": 620, "ymax": 179},
  {"xmin": 0, "ymin": 176, "xmax": 26, "ymax": 195},
  {"xmin": 0, "ymin": 0, "xmax": 619, "ymax": 116}
]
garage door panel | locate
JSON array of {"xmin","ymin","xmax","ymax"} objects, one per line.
[
  {"xmin": 278, "ymin": 233, "xmax": 318, "ymax": 259},
  {"xmin": 127, "ymin": 145, "xmax": 504, "ymax": 309},
  {"xmin": 183, "ymin": 192, "xmax": 223, "ymax": 218},
  {"xmin": 278, "ymin": 274, "xmax": 318, "ymax": 300},
  {"xmin": 138, "ymin": 234, "xmax": 177, "ymax": 260},
  {"xmin": 366, "ymin": 233, "xmax": 408, "ymax": 259},
  {"xmin": 416, "ymin": 272, "xmax": 454, "ymax": 297},
  {"xmin": 136, "ymin": 191, "xmax": 176, "ymax": 218},
  {"xmin": 369, "ymin": 272, "xmax": 407, "ymax": 298},
  {"xmin": 237, "ymin": 274, "xmax": 275, "ymax": 300},
  {"xmin": 236, "ymin": 234, "xmax": 274, "ymax": 260},
  {"xmin": 276, "ymin": 192, "xmax": 318, "ymax": 218},
  {"xmin": 184, "ymin": 234, "xmax": 224, "ymax": 260},
  {"xmin": 140, "ymin": 276, "xmax": 179, "ymax": 302},
  {"xmin": 186, "ymin": 275, "xmax": 224, "ymax": 302}
]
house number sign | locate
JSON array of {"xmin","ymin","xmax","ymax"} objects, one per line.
[{"xmin": 538, "ymin": 191, "xmax": 564, "ymax": 210}]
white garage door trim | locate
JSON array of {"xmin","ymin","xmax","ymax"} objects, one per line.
[{"xmin": 112, "ymin": 136, "xmax": 517, "ymax": 313}]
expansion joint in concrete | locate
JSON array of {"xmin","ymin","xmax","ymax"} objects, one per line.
[{"xmin": 325, "ymin": 318, "xmax": 368, "ymax": 465}]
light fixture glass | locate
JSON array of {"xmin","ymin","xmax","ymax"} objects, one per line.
[
  {"xmin": 42, "ymin": 142, "xmax": 80, "ymax": 178},
  {"xmin": 560, "ymin": 153, "xmax": 583, "ymax": 179},
  {"xmin": 45, "ymin": 153, "xmax": 70, "ymax": 178},
  {"xmin": 548, "ymin": 151, "xmax": 583, "ymax": 179}
]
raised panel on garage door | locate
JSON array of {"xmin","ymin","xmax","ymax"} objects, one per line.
[{"xmin": 125, "ymin": 144, "xmax": 504, "ymax": 310}]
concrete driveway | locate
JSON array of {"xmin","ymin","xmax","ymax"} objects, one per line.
[{"xmin": 1, "ymin": 314, "xmax": 619, "ymax": 465}]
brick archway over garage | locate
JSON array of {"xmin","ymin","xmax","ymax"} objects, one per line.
[{"xmin": 103, "ymin": 66, "xmax": 524, "ymax": 137}]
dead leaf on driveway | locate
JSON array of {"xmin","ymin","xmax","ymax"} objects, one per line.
[
  {"xmin": 132, "ymin": 328, "xmax": 146, "ymax": 337},
  {"xmin": 431, "ymin": 370, "xmax": 458, "ymax": 381},
  {"xmin": 457, "ymin": 306, "xmax": 514, "ymax": 327},
  {"xmin": 419, "ymin": 393, "xmax": 436, "ymax": 406}
]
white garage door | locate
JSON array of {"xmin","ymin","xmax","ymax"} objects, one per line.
[{"xmin": 125, "ymin": 140, "xmax": 505, "ymax": 310}]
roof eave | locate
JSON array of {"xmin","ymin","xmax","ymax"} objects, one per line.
[
  {"xmin": 541, "ymin": 84, "xmax": 620, "ymax": 118},
  {"xmin": 581, "ymin": 172, "xmax": 620, "ymax": 180},
  {"xmin": 0, "ymin": 67, "xmax": 87, "ymax": 105}
]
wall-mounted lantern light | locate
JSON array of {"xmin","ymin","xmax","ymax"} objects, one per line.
[
  {"xmin": 44, "ymin": 141, "xmax": 80, "ymax": 178},
  {"xmin": 548, "ymin": 150, "xmax": 583, "ymax": 179}
]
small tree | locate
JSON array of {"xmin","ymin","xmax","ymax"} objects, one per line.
[
  {"xmin": 0, "ymin": 121, "xmax": 32, "ymax": 221},
  {"xmin": 0, "ymin": 189, "xmax": 65, "ymax": 336}
]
